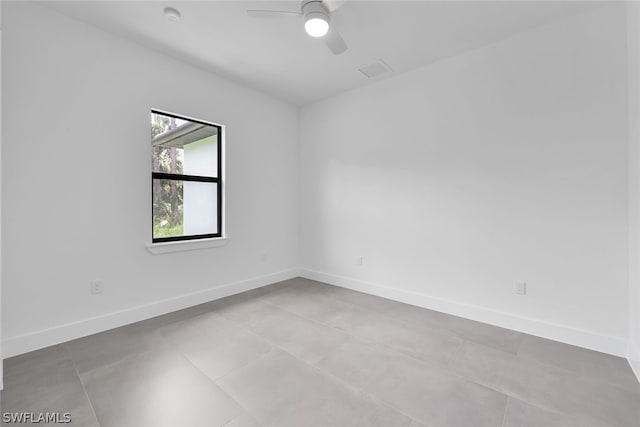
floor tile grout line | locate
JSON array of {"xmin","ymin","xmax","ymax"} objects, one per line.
[
  {"xmin": 229, "ymin": 326, "xmax": 389, "ymax": 403},
  {"xmin": 228, "ymin": 300, "xmax": 467, "ymax": 382},
  {"xmin": 143, "ymin": 293, "xmax": 554, "ymax": 404},
  {"xmin": 256, "ymin": 299, "xmax": 436, "ymax": 368},
  {"xmin": 236, "ymin": 287, "xmax": 593, "ymax": 425},
  {"xmin": 444, "ymin": 364, "xmax": 611, "ymax": 425},
  {"xmin": 211, "ymin": 347, "xmax": 290, "ymax": 426},
  {"xmin": 259, "ymin": 295, "xmax": 465, "ymax": 374},
  {"xmin": 512, "ymin": 343, "xmax": 640, "ymax": 395},
  {"xmin": 152, "ymin": 322, "xmax": 272, "ymax": 426},
  {"xmin": 74, "ymin": 323, "xmax": 262, "ymax": 427},
  {"xmin": 254, "ymin": 291, "xmax": 485, "ymax": 384},
  {"xmin": 69, "ymin": 324, "xmax": 234, "ymax": 396},
  {"xmin": 66, "ymin": 343, "xmax": 101, "ymax": 427},
  {"xmin": 207, "ymin": 308, "xmax": 400, "ymax": 425},
  {"xmin": 355, "ymin": 387, "xmax": 426, "ymax": 426},
  {"xmin": 309, "ymin": 286, "xmax": 401, "ymax": 317},
  {"xmin": 220, "ymin": 412, "xmax": 259, "ymax": 427},
  {"xmin": 214, "ymin": 315, "xmax": 344, "ymax": 383},
  {"xmin": 504, "ymin": 395, "xmax": 588, "ymax": 421},
  {"xmin": 500, "ymin": 396, "xmax": 511, "ymax": 427},
  {"xmin": 209, "ymin": 332, "xmax": 419, "ymax": 427},
  {"xmin": 209, "ymin": 291, "xmax": 490, "ymax": 427},
  {"xmin": 156, "ymin": 310, "xmax": 275, "ymax": 383},
  {"xmin": 163, "ymin": 327, "xmax": 274, "ymax": 387},
  {"xmin": 67, "ymin": 329, "xmax": 175, "ymax": 378},
  {"xmin": 358, "ymin": 294, "xmax": 637, "ymax": 390},
  {"xmin": 260, "ymin": 284, "xmax": 521, "ymax": 356},
  {"xmin": 294, "ymin": 281, "xmax": 510, "ymax": 339},
  {"xmin": 289, "ymin": 284, "xmax": 637, "ymax": 395}
]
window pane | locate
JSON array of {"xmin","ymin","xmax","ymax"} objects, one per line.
[
  {"xmin": 152, "ymin": 179, "xmax": 184, "ymax": 239},
  {"xmin": 152, "ymin": 178, "xmax": 218, "ymax": 240},
  {"xmin": 183, "ymin": 136, "xmax": 218, "ymax": 177},
  {"xmin": 152, "ymin": 145, "xmax": 185, "ymax": 175},
  {"xmin": 151, "ymin": 112, "xmax": 218, "ymax": 177},
  {"xmin": 183, "ymin": 181, "xmax": 218, "ymax": 236}
]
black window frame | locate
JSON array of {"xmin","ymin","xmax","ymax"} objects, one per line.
[{"xmin": 151, "ymin": 109, "xmax": 223, "ymax": 243}]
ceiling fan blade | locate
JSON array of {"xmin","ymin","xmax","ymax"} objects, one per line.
[
  {"xmin": 246, "ymin": 10, "xmax": 301, "ymax": 19},
  {"xmin": 325, "ymin": 28, "xmax": 347, "ymax": 55},
  {"xmin": 323, "ymin": 0, "xmax": 347, "ymax": 13}
]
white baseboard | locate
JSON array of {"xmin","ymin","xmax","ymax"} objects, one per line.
[
  {"xmin": 300, "ymin": 268, "xmax": 628, "ymax": 357},
  {"xmin": 2, "ymin": 268, "xmax": 299, "ymax": 359},
  {"xmin": 2, "ymin": 266, "xmax": 630, "ymax": 362},
  {"xmin": 628, "ymin": 340, "xmax": 640, "ymax": 383}
]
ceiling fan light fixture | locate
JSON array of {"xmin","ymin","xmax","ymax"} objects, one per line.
[{"xmin": 305, "ymin": 13, "xmax": 329, "ymax": 37}]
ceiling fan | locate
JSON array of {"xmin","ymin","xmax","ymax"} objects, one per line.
[{"xmin": 247, "ymin": 0, "xmax": 348, "ymax": 55}]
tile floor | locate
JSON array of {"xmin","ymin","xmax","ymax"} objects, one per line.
[{"xmin": 1, "ymin": 277, "xmax": 639, "ymax": 426}]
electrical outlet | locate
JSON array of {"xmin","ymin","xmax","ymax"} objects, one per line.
[
  {"xmin": 356, "ymin": 256, "xmax": 364, "ymax": 266},
  {"xmin": 515, "ymin": 281, "xmax": 527, "ymax": 295},
  {"xmin": 90, "ymin": 280, "xmax": 103, "ymax": 295},
  {"xmin": 261, "ymin": 252, "xmax": 268, "ymax": 262}
]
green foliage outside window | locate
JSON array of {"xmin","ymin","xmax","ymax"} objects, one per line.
[{"xmin": 152, "ymin": 113, "xmax": 184, "ymax": 238}]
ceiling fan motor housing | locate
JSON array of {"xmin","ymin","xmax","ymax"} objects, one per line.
[{"xmin": 302, "ymin": 0, "xmax": 330, "ymax": 24}]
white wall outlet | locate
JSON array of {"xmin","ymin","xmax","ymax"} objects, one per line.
[
  {"xmin": 90, "ymin": 280, "xmax": 103, "ymax": 295},
  {"xmin": 515, "ymin": 281, "xmax": 527, "ymax": 295},
  {"xmin": 356, "ymin": 256, "xmax": 364, "ymax": 266},
  {"xmin": 261, "ymin": 252, "xmax": 268, "ymax": 262}
]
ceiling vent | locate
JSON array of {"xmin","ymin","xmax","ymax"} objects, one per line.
[{"xmin": 358, "ymin": 60, "xmax": 392, "ymax": 79}]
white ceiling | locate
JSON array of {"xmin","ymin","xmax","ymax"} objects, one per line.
[{"xmin": 42, "ymin": 1, "xmax": 600, "ymax": 106}]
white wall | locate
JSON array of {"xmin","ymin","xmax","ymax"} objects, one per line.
[
  {"xmin": 627, "ymin": 1, "xmax": 640, "ymax": 379},
  {"xmin": 300, "ymin": 4, "xmax": 629, "ymax": 355},
  {"xmin": 1, "ymin": 1, "xmax": 299, "ymax": 357}
]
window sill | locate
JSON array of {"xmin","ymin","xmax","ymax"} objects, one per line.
[{"xmin": 146, "ymin": 237, "xmax": 229, "ymax": 254}]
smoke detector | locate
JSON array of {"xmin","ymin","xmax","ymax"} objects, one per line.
[{"xmin": 164, "ymin": 7, "xmax": 181, "ymax": 23}]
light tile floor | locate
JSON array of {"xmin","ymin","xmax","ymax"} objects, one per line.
[{"xmin": 1, "ymin": 278, "xmax": 639, "ymax": 426}]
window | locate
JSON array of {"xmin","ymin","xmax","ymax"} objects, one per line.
[{"xmin": 151, "ymin": 110, "xmax": 222, "ymax": 243}]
